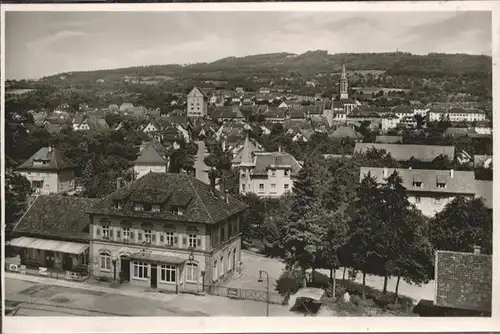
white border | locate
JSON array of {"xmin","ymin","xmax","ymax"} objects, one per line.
[{"xmin": 2, "ymin": 1, "xmax": 500, "ymax": 333}]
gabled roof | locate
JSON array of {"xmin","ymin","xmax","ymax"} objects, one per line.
[
  {"xmin": 14, "ymin": 195, "xmax": 99, "ymax": 240},
  {"xmin": 232, "ymin": 135, "xmax": 263, "ymax": 165},
  {"xmin": 17, "ymin": 147, "xmax": 75, "ymax": 171},
  {"xmin": 354, "ymin": 143, "xmax": 455, "ymax": 162},
  {"xmin": 134, "ymin": 142, "xmax": 167, "ymax": 165},
  {"xmin": 252, "ymin": 152, "xmax": 302, "ymax": 176},
  {"xmin": 87, "ymin": 173, "xmax": 248, "ymax": 224},
  {"xmin": 330, "ymin": 126, "xmax": 362, "ymax": 139},
  {"xmin": 359, "ymin": 167, "xmax": 476, "ymax": 195},
  {"xmin": 435, "ymin": 250, "xmax": 492, "ymax": 312},
  {"xmin": 189, "ymin": 86, "xmax": 208, "ymax": 99}
]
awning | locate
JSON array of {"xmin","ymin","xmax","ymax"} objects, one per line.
[
  {"xmin": 129, "ymin": 251, "xmax": 185, "ymax": 264},
  {"xmin": 7, "ymin": 237, "xmax": 88, "ymax": 255}
]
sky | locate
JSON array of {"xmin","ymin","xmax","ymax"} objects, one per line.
[{"xmin": 5, "ymin": 10, "xmax": 492, "ymax": 80}]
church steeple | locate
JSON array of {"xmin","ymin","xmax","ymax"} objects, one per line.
[{"xmin": 339, "ymin": 63, "xmax": 349, "ymax": 100}]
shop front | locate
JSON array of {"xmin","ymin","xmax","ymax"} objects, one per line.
[{"xmin": 7, "ymin": 236, "xmax": 89, "ymax": 277}]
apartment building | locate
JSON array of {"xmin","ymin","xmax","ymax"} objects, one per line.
[{"xmin": 428, "ymin": 108, "xmax": 486, "ymax": 123}]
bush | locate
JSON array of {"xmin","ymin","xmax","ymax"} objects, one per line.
[
  {"xmin": 275, "ymin": 269, "xmax": 304, "ymax": 296},
  {"xmin": 308, "ymin": 271, "xmax": 331, "ymax": 292}
]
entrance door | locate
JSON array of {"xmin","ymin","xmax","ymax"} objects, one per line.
[
  {"xmin": 62, "ymin": 253, "xmax": 73, "ymax": 271},
  {"xmin": 150, "ymin": 264, "xmax": 158, "ymax": 288},
  {"xmin": 120, "ymin": 256, "xmax": 130, "ymax": 282},
  {"xmin": 45, "ymin": 251, "xmax": 55, "ymax": 268},
  {"xmin": 232, "ymin": 251, "xmax": 236, "ymax": 271}
]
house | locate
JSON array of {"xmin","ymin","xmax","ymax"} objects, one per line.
[
  {"xmin": 473, "ymin": 155, "xmax": 492, "ymax": 169},
  {"xmin": 187, "ymin": 87, "xmax": 209, "ymax": 117},
  {"xmin": 278, "ymin": 102, "xmax": 289, "ymax": 109},
  {"xmin": 305, "ymin": 80, "xmax": 317, "ymax": 88},
  {"xmin": 375, "ymin": 135, "xmax": 403, "ymax": 144},
  {"xmin": 235, "ymin": 87, "xmax": 245, "ymax": 94},
  {"xmin": 329, "ymin": 125, "xmax": 363, "ymax": 141},
  {"xmin": 422, "ymin": 248, "xmax": 491, "ymax": 316},
  {"xmin": 73, "ymin": 116, "xmax": 110, "ymax": 132},
  {"xmin": 399, "ymin": 115, "xmax": 417, "ymax": 129},
  {"xmin": 239, "ymin": 149, "xmax": 303, "ymax": 198},
  {"xmin": 289, "ymin": 109, "xmax": 306, "ymax": 121},
  {"xmin": 17, "ymin": 146, "xmax": 76, "ymax": 194},
  {"xmin": 120, "ymin": 103, "xmax": 134, "ymax": 112},
  {"xmin": 231, "ymin": 135, "xmax": 265, "ymax": 167},
  {"xmin": 263, "ymin": 108, "xmax": 287, "ymax": 124},
  {"xmin": 428, "ymin": 108, "xmax": 486, "ymax": 123},
  {"xmin": 354, "ymin": 143, "xmax": 455, "ymax": 162},
  {"xmin": 259, "ymin": 87, "xmax": 271, "ymax": 94},
  {"xmin": 33, "ymin": 112, "xmax": 48, "ymax": 127},
  {"xmin": 133, "ymin": 142, "xmax": 169, "ymax": 179},
  {"xmin": 359, "ymin": 167, "xmax": 476, "ymax": 217},
  {"xmin": 87, "ymin": 172, "xmax": 248, "ymax": 292},
  {"xmin": 475, "ymin": 180, "xmax": 492, "ymax": 210},
  {"xmin": 142, "ymin": 122, "xmax": 160, "ymax": 133},
  {"xmin": 474, "ymin": 121, "xmax": 492, "ymax": 135},
  {"xmin": 7, "ymin": 195, "xmax": 99, "ymax": 277},
  {"xmin": 381, "ymin": 115, "xmax": 400, "ymax": 132}
]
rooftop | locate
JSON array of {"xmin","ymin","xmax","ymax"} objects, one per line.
[
  {"xmin": 13, "ymin": 195, "xmax": 99, "ymax": 240},
  {"xmin": 87, "ymin": 173, "xmax": 247, "ymax": 224},
  {"xmin": 354, "ymin": 143, "xmax": 455, "ymax": 162},
  {"xmin": 252, "ymin": 152, "xmax": 303, "ymax": 176},
  {"xmin": 134, "ymin": 142, "xmax": 167, "ymax": 165},
  {"xmin": 17, "ymin": 147, "xmax": 76, "ymax": 171}
]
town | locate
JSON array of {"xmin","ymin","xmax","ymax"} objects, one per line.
[{"xmin": 4, "ymin": 47, "xmax": 493, "ymax": 317}]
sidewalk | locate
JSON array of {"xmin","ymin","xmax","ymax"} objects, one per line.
[{"xmin": 5, "ymin": 272, "xmax": 177, "ymax": 303}]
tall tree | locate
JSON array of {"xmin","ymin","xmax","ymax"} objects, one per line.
[{"xmin": 5, "ymin": 172, "xmax": 33, "ymax": 239}]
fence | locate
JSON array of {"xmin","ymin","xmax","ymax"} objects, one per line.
[
  {"xmin": 5, "ymin": 262, "xmax": 89, "ymax": 282},
  {"xmin": 208, "ymin": 285, "xmax": 286, "ymax": 305}
]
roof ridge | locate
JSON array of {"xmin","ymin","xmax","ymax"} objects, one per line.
[
  {"xmin": 12, "ymin": 195, "xmax": 41, "ymax": 233},
  {"xmin": 186, "ymin": 174, "xmax": 215, "ymax": 224}
]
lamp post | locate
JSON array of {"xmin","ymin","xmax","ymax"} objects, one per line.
[{"xmin": 257, "ymin": 269, "xmax": 270, "ymax": 317}]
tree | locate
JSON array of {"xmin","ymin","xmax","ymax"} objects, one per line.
[
  {"xmin": 430, "ymin": 197, "xmax": 492, "ymax": 254},
  {"xmin": 5, "ymin": 172, "xmax": 33, "ymax": 239},
  {"xmin": 169, "ymin": 140, "xmax": 198, "ymax": 174}
]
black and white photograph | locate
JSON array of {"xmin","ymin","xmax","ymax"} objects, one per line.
[{"xmin": 1, "ymin": 2, "xmax": 497, "ymax": 333}]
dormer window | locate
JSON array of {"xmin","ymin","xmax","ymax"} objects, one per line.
[
  {"xmin": 437, "ymin": 182, "xmax": 446, "ymax": 189},
  {"xmin": 172, "ymin": 206, "xmax": 183, "ymax": 216},
  {"xmin": 134, "ymin": 203, "xmax": 144, "ymax": 212},
  {"xmin": 114, "ymin": 201, "xmax": 123, "ymax": 210},
  {"xmin": 284, "ymin": 169, "xmax": 289, "ymax": 176},
  {"xmin": 270, "ymin": 169, "xmax": 276, "ymax": 177},
  {"xmin": 152, "ymin": 205, "xmax": 161, "ymax": 213},
  {"xmin": 413, "ymin": 181, "xmax": 422, "ymax": 188}
]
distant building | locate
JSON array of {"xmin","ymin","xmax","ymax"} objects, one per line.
[
  {"xmin": 187, "ymin": 87, "xmax": 208, "ymax": 117},
  {"xmin": 87, "ymin": 173, "xmax": 247, "ymax": 292},
  {"xmin": 339, "ymin": 64, "xmax": 349, "ymax": 100},
  {"xmin": 231, "ymin": 135, "xmax": 265, "ymax": 168},
  {"xmin": 133, "ymin": 142, "xmax": 168, "ymax": 179},
  {"xmin": 375, "ymin": 135, "xmax": 403, "ymax": 144},
  {"xmin": 17, "ymin": 146, "xmax": 76, "ymax": 194},
  {"xmin": 239, "ymin": 147, "xmax": 302, "ymax": 198},
  {"xmin": 428, "ymin": 108, "xmax": 486, "ymax": 123},
  {"xmin": 359, "ymin": 167, "xmax": 476, "ymax": 217}
]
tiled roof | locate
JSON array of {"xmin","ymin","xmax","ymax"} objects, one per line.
[
  {"xmin": 13, "ymin": 195, "xmax": 99, "ymax": 240},
  {"xmin": 17, "ymin": 147, "xmax": 76, "ymax": 171},
  {"xmin": 87, "ymin": 173, "xmax": 247, "ymax": 224},
  {"xmin": 289, "ymin": 109, "xmax": 306, "ymax": 119},
  {"xmin": 252, "ymin": 152, "xmax": 302, "ymax": 176},
  {"xmin": 354, "ymin": 143, "xmax": 455, "ymax": 162},
  {"xmin": 232, "ymin": 135, "xmax": 264, "ymax": 165},
  {"xmin": 444, "ymin": 127, "xmax": 471, "ymax": 137},
  {"xmin": 475, "ymin": 180, "xmax": 492, "ymax": 209},
  {"xmin": 435, "ymin": 250, "xmax": 492, "ymax": 312},
  {"xmin": 359, "ymin": 167, "xmax": 476, "ymax": 195},
  {"xmin": 375, "ymin": 135, "xmax": 402, "ymax": 144},
  {"xmin": 134, "ymin": 142, "xmax": 167, "ymax": 165},
  {"xmin": 330, "ymin": 126, "xmax": 362, "ymax": 139}
]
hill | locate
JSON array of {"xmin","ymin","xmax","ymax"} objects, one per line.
[{"xmin": 40, "ymin": 50, "xmax": 492, "ymax": 84}]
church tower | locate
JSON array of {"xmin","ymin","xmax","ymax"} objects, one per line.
[{"xmin": 339, "ymin": 63, "xmax": 349, "ymax": 100}]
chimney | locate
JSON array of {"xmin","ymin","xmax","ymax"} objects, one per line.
[
  {"xmin": 473, "ymin": 245, "xmax": 481, "ymax": 255},
  {"xmin": 224, "ymin": 190, "xmax": 229, "ymax": 204},
  {"xmin": 450, "ymin": 169, "xmax": 454, "ymax": 178},
  {"xmin": 278, "ymin": 146, "xmax": 282, "ymax": 153},
  {"xmin": 116, "ymin": 177, "xmax": 123, "ymax": 190}
]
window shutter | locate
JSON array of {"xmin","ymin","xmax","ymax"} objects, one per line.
[
  {"xmin": 138, "ymin": 233, "xmax": 142, "ymax": 241},
  {"xmin": 174, "ymin": 236, "xmax": 178, "ymax": 244},
  {"xmin": 197, "ymin": 237, "xmax": 201, "ymax": 246},
  {"xmin": 117, "ymin": 230, "xmax": 121, "ymax": 239},
  {"xmin": 183, "ymin": 237, "xmax": 187, "ymax": 245},
  {"xmin": 152, "ymin": 233, "xmax": 156, "ymax": 242},
  {"xmin": 130, "ymin": 231, "xmax": 134, "ymax": 239},
  {"xmin": 110, "ymin": 229, "xmax": 114, "ymax": 238},
  {"xmin": 96, "ymin": 227, "xmax": 101, "ymax": 236}
]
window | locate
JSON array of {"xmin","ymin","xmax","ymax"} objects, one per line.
[
  {"xmin": 415, "ymin": 196, "xmax": 421, "ymax": 203},
  {"xmin": 114, "ymin": 201, "xmax": 123, "ymax": 210},
  {"xmin": 185, "ymin": 263, "xmax": 198, "ymax": 283},
  {"xmin": 213, "ymin": 260, "xmax": 218, "ymax": 282},
  {"xmin": 32, "ymin": 180, "xmax": 43, "ymax": 189},
  {"xmin": 284, "ymin": 169, "xmax": 289, "ymax": 176},
  {"xmin": 437, "ymin": 182, "xmax": 446, "ymax": 189},
  {"xmin": 144, "ymin": 230, "xmax": 152, "ymax": 243},
  {"xmin": 152, "ymin": 205, "xmax": 161, "ymax": 212},
  {"xmin": 134, "ymin": 203, "xmax": 143, "ymax": 211},
  {"xmin": 259, "ymin": 184, "xmax": 264, "ymax": 192},
  {"xmin": 100, "ymin": 252, "xmax": 111, "ymax": 272},
  {"xmin": 284, "ymin": 184, "xmax": 290, "ymax": 190},
  {"xmin": 220, "ymin": 227, "xmax": 225, "ymax": 243},
  {"xmin": 188, "ymin": 234, "xmax": 197, "ymax": 248},
  {"xmin": 241, "ymin": 184, "xmax": 246, "ymax": 192},
  {"xmin": 102, "ymin": 226, "xmax": 110, "ymax": 239},
  {"xmin": 220, "ymin": 256, "xmax": 224, "ymax": 277},
  {"xmin": 434, "ymin": 197, "xmax": 442, "ymax": 204},
  {"xmin": 271, "ymin": 184, "xmax": 276, "ymax": 189},
  {"xmin": 160, "ymin": 265, "xmax": 176, "ymax": 283},
  {"xmin": 172, "ymin": 206, "xmax": 183, "ymax": 216},
  {"xmin": 122, "ymin": 228, "xmax": 131, "ymax": 242},
  {"xmin": 413, "ymin": 182, "xmax": 422, "ymax": 188},
  {"xmin": 162, "ymin": 232, "xmax": 174, "ymax": 246},
  {"xmin": 271, "ymin": 169, "xmax": 276, "ymax": 177},
  {"xmin": 133, "ymin": 261, "xmax": 148, "ymax": 279},
  {"xmin": 79, "ymin": 252, "xmax": 89, "ymax": 266}
]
